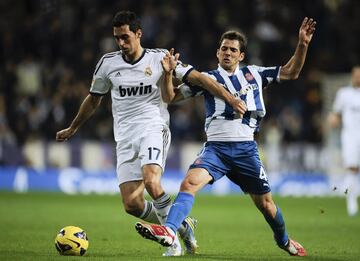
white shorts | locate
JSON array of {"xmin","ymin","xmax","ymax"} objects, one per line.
[
  {"xmin": 341, "ymin": 130, "xmax": 360, "ymax": 168},
  {"xmin": 116, "ymin": 124, "xmax": 171, "ymax": 185}
]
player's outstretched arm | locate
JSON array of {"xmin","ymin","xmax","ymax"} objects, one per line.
[
  {"xmin": 161, "ymin": 49, "xmax": 179, "ymax": 103},
  {"xmin": 56, "ymin": 94, "xmax": 102, "ymax": 142},
  {"xmin": 186, "ymin": 71, "xmax": 247, "ymax": 115},
  {"xmin": 280, "ymin": 17, "xmax": 316, "ymax": 81}
]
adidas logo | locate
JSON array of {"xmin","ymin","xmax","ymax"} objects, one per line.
[{"xmin": 115, "ymin": 72, "xmax": 121, "ymax": 77}]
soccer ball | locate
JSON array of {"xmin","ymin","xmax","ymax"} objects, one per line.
[{"xmin": 54, "ymin": 226, "xmax": 89, "ymax": 256}]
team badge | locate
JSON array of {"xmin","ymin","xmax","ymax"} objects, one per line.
[
  {"xmin": 245, "ymin": 73, "xmax": 254, "ymax": 81},
  {"xmin": 194, "ymin": 158, "xmax": 202, "ymax": 165},
  {"xmin": 144, "ymin": 67, "xmax": 152, "ymax": 76}
]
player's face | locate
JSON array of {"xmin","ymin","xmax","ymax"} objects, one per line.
[
  {"xmin": 217, "ymin": 39, "xmax": 245, "ymax": 73},
  {"xmin": 113, "ymin": 25, "xmax": 141, "ymax": 57},
  {"xmin": 352, "ymin": 67, "xmax": 360, "ymax": 88}
]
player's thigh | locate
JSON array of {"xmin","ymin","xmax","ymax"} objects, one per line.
[
  {"xmin": 227, "ymin": 141, "xmax": 271, "ymax": 194},
  {"xmin": 341, "ymin": 131, "xmax": 360, "ymax": 168},
  {"xmin": 188, "ymin": 142, "xmax": 231, "ymax": 184},
  {"xmin": 116, "ymin": 141, "xmax": 143, "ymax": 185},
  {"xmin": 139, "ymin": 124, "xmax": 171, "ymax": 171},
  {"xmin": 142, "ymin": 164, "xmax": 163, "ymax": 184}
]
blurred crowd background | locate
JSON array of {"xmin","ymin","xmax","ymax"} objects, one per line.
[{"xmin": 0, "ymin": 0, "xmax": 359, "ymax": 168}]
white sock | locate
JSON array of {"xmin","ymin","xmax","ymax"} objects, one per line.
[
  {"xmin": 153, "ymin": 193, "xmax": 172, "ymax": 224},
  {"xmin": 344, "ymin": 173, "xmax": 359, "ymax": 216},
  {"xmin": 344, "ymin": 173, "xmax": 359, "ymax": 196},
  {"xmin": 139, "ymin": 200, "xmax": 161, "ymax": 224}
]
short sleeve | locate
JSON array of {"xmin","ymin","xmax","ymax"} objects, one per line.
[
  {"xmin": 90, "ymin": 56, "xmax": 112, "ymax": 95},
  {"xmin": 174, "ymin": 61, "xmax": 194, "ymax": 83},
  {"xmin": 252, "ymin": 65, "xmax": 280, "ymax": 88}
]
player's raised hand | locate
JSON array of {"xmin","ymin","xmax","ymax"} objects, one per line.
[
  {"xmin": 299, "ymin": 17, "xmax": 316, "ymax": 46},
  {"xmin": 161, "ymin": 48, "xmax": 179, "ymax": 73},
  {"xmin": 56, "ymin": 127, "xmax": 76, "ymax": 142}
]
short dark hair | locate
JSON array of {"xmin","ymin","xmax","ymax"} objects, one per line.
[
  {"xmin": 219, "ymin": 31, "xmax": 247, "ymax": 52},
  {"xmin": 112, "ymin": 11, "xmax": 141, "ymax": 33}
]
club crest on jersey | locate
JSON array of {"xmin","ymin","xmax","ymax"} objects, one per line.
[
  {"xmin": 194, "ymin": 158, "xmax": 202, "ymax": 165},
  {"xmin": 245, "ymin": 73, "xmax": 254, "ymax": 81},
  {"xmin": 144, "ymin": 67, "xmax": 152, "ymax": 76}
]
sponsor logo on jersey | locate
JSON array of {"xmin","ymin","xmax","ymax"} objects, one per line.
[
  {"xmin": 144, "ymin": 66, "xmax": 152, "ymax": 76},
  {"xmin": 118, "ymin": 83, "xmax": 152, "ymax": 97},
  {"xmin": 239, "ymin": 83, "xmax": 259, "ymax": 95},
  {"xmin": 115, "ymin": 72, "xmax": 121, "ymax": 77}
]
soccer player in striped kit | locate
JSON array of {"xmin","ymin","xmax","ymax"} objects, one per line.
[
  {"xmin": 136, "ymin": 17, "xmax": 316, "ymax": 256},
  {"xmin": 56, "ymin": 11, "xmax": 246, "ymax": 256},
  {"xmin": 328, "ymin": 66, "xmax": 360, "ymax": 216}
]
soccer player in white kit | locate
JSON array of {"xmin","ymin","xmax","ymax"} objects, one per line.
[
  {"xmin": 56, "ymin": 11, "xmax": 246, "ymax": 256},
  {"xmin": 328, "ymin": 66, "xmax": 360, "ymax": 216}
]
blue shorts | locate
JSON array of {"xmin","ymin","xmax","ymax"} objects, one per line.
[{"xmin": 189, "ymin": 141, "xmax": 271, "ymax": 195}]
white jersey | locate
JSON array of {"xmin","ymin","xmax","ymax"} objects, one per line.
[
  {"xmin": 333, "ymin": 86, "xmax": 360, "ymax": 132},
  {"xmin": 180, "ymin": 64, "xmax": 280, "ymax": 141},
  {"xmin": 90, "ymin": 49, "xmax": 193, "ymax": 142}
]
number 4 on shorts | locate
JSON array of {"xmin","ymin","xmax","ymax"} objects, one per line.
[{"xmin": 259, "ymin": 166, "xmax": 268, "ymax": 181}]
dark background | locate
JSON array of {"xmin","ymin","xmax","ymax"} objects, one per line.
[{"xmin": 1, "ymin": 0, "xmax": 359, "ymax": 165}]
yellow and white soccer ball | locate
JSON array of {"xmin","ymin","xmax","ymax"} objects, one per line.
[{"xmin": 54, "ymin": 226, "xmax": 89, "ymax": 256}]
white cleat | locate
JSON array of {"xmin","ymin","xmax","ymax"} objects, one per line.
[
  {"xmin": 162, "ymin": 235, "xmax": 183, "ymax": 256},
  {"xmin": 179, "ymin": 217, "xmax": 198, "ymax": 254}
]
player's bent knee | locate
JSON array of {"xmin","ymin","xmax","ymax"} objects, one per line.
[
  {"xmin": 180, "ymin": 177, "xmax": 202, "ymax": 194},
  {"xmin": 123, "ymin": 200, "xmax": 143, "ymax": 217}
]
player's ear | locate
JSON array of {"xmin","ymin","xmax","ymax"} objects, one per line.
[
  {"xmin": 136, "ymin": 29, "xmax": 142, "ymax": 39},
  {"xmin": 216, "ymin": 49, "xmax": 220, "ymax": 59},
  {"xmin": 239, "ymin": 52, "xmax": 245, "ymax": 62}
]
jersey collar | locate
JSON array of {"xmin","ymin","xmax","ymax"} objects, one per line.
[
  {"xmin": 217, "ymin": 64, "xmax": 240, "ymax": 76},
  {"xmin": 122, "ymin": 48, "xmax": 146, "ymax": 65}
]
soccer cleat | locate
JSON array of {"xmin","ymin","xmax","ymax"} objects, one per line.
[
  {"xmin": 280, "ymin": 238, "xmax": 307, "ymax": 256},
  {"xmin": 179, "ymin": 217, "xmax": 199, "ymax": 254},
  {"xmin": 135, "ymin": 222, "xmax": 175, "ymax": 247},
  {"xmin": 162, "ymin": 236, "xmax": 183, "ymax": 256}
]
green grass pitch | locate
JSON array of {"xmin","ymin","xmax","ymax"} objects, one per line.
[{"xmin": 0, "ymin": 192, "xmax": 359, "ymax": 260}]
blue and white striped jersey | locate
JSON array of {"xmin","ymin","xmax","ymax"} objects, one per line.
[{"xmin": 180, "ymin": 64, "xmax": 280, "ymax": 141}]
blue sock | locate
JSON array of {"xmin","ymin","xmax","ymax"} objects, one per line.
[
  {"xmin": 165, "ymin": 192, "xmax": 194, "ymax": 233},
  {"xmin": 264, "ymin": 206, "xmax": 289, "ymax": 247}
]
